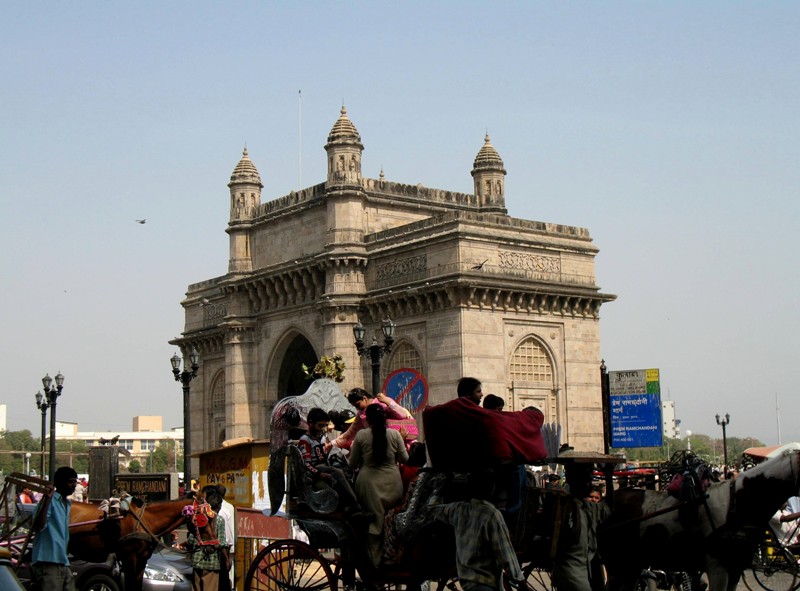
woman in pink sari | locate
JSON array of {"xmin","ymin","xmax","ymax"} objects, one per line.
[{"xmin": 331, "ymin": 388, "xmax": 412, "ymax": 450}]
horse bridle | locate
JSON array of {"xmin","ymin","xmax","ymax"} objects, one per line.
[{"xmin": 186, "ymin": 498, "xmax": 221, "ymax": 547}]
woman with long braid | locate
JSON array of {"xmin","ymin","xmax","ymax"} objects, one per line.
[{"xmin": 348, "ymin": 403, "xmax": 409, "ymax": 567}]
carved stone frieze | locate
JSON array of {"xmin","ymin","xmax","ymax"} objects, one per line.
[
  {"xmin": 240, "ymin": 267, "xmax": 326, "ymax": 314},
  {"xmin": 361, "ymin": 283, "xmax": 605, "ymax": 321},
  {"xmin": 498, "ymin": 251, "xmax": 561, "ymax": 274},
  {"xmin": 203, "ymin": 303, "xmax": 228, "ymax": 327},
  {"xmin": 376, "ymin": 254, "xmax": 427, "ymax": 281}
]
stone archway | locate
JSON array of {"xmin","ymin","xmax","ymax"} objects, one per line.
[{"xmin": 276, "ymin": 334, "xmax": 318, "ymax": 399}]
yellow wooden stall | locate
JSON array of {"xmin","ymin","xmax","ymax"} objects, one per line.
[{"xmin": 197, "ymin": 439, "xmax": 290, "ymax": 591}]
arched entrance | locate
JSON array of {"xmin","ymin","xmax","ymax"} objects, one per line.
[{"xmin": 276, "ymin": 334, "xmax": 318, "ymax": 399}]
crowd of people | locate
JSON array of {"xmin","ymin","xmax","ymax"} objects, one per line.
[{"xmin": 22, "ymin": 374, "xmax": 800, "ymax": 591}]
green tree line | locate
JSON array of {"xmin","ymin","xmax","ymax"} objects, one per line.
[
  {"xmin": 0, "ymin": 430, "xmax": 182, "ymax": 476},
  {"xmin": 615, "ymin": 434, "xmax": 766, "ymax": 466}
]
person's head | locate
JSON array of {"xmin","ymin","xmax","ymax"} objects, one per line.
[
  {"xmin": 564, "ymin": 462, "xmax": 594, "ymax": 500},
  {"xmin": 54, "ymin": 466, "xmax": 78, "ymax": 497},
  {"xmin": 347, "ymin": 388, "xmax": 373, "ymax": 411},
  {"xmin": 584, "ymin": 485, "xmax": 603, "ymax": 503},
  {"xmin": 467, "ymin": 469, "xmax": 496, "ymax": 501},
  {"xmin": 215, "ymin": 485, "xmax": 227, "ymax": 499},
  {"xmin": 201, "ymin": 485, "xmax": 223, "ymax": 512},
  {"xmin": 364, "ymin": 403, "xmax": 389, "ymax": 466},
  {"xmin": 365, "ymin": 403, "xmax": 387, "ymax": 428},
  {"xmin": 482, "ymin": 394, "xmax": 504, "ymax": 411},
  {"xmin": 329, "ymin": 409, "xmax": 356, "ymax": 432},
  {"xmin": 457, "ymin": 377, "xmax": 482, "ymax": 404},
  {"xmin": 306, "ymin": 407, "xmax": 330, "ymax": 437}
]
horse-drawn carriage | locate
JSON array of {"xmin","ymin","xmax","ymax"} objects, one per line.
[
  {"xmin": 244, "ymin": 379, "xmax": 800, "ymax": 591},
  {"xmin": 245, "ymin": 380, "xmax": 584, "ymax": 591},
  {"xmin": 0, "ymin": 471, "xmax": 195, "ymax": 591}
]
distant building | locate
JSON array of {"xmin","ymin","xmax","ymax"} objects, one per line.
[
  {"xmin": 172, "ymin": 106, "xmax": 616, "ymax": 468},
  {"xmin": 56, "ymin": 416, "xmax": 183, "ymax": 466},
  {"xmin": 661, "ymin": 401, "xmax": 680, "ymax": 439},
  {"xmin": 0, "ymin": 404, "xmax": 6, "ymax": 432}
]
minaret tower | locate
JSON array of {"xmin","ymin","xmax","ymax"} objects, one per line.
[
  {"xmin": 471, "ymin": 133, "xmax": 507, "ymax": 213},
  {"xmin": 325, "ymin": 105, "xmax": 364, "ymax": 186},
  {"xmin": 226, "ymin": 147, "xmax": 263, "ymax": 273}
]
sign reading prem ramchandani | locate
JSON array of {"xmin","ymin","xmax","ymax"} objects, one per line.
[
  {"xmin": 609, "ymin": 369, "xmax": 663, "ymax": 448},
  {"xmin": 114, "ymin": 473, "xmax": 177, "ymax": 501}
]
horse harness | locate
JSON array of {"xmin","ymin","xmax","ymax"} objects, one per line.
[{"xmin": 183, "ymin": 498, "xmax": 224, "ymax": 556}]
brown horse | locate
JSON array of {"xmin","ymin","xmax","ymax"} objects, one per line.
[
  {"xmin": 68, "ymin": 497, "xmax": 194, "ymax": 591},
  {"xmin": 600, "ymin": 450, "xmax": 800, "ymax": 591}
]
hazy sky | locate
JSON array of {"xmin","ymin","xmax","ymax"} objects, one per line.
[{"xmin": 2, "ymin": 3, "xmax": 798, "ymax": 447}]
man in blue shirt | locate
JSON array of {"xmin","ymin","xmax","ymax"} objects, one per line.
[{"xmin": 32, "ymin": 466, "xmax": 78, "ymax": 591}]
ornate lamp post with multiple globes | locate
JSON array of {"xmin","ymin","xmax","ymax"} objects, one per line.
[
  {"xmin": 41, "ymin": 372, "xmax": 64, "ymax": 481},
  {"xmin": 35, "ymin": 390, "xmax": 50, "ymax": 477},
  {"xmin": 353, "ymin": 318, "xmax": 396, "ymax": 396},
  {"xmin": 716, "ymin": 413, "xmax": 731, "ymax": 475},
  {"xmin": 171, "ymin": 347, "xmax": 200, "ymax": 487}
]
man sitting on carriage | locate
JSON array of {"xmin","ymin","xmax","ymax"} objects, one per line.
[{"xmin": 298, "ymin": 407, "xmax": 364, "ymax": 515}]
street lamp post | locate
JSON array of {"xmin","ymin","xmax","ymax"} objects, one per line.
[
  {"xmin": 716, "ymin": 413, "xmax": 731, "ymax": 475},
  {"xmin": 171, "ymin": 347, "xmax": 200, "ymax": 487},
  {"xmin": 35, "ymin": 391, "xmax": 50, "ymax": 477},
  {"xmin": 353, "ymin": 318, "xmax": 395, "ymax": 396},
  {"xmin": 41, "ymin": 372, "xmax": 64, "ymax": 481}
]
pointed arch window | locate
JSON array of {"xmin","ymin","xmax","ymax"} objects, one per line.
[
  {"xmin": 386, "ymin": 341, "xmax": 424, "ymax": 375},
  {"xmin": 210, "ymin": 372, "xmax": 225, "ymax": 448},
  {"xmin": 510, "ymin": 338, "xmax": 553, "ymax": 383}
]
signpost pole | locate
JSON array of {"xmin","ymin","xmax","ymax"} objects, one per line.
[{"xmin": 600, "ymin": 360, "xmax": 611, "ymax": 454}]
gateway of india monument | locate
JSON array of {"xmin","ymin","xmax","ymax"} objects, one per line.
[{"xmin": 172, "ymin": 106, "xmax": 615, "ymax": 456}]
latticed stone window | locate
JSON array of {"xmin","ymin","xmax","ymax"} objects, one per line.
[
  {"xmin": 211, "ymin": 374, "xmax": 225, "ymax": 412},
  {"xmin": 386, "ymin": 341, "xmax": 424, "ymax": 375},
  {"xmin": 510, "ymin": 337, "xmax": 553, "ymax": 382},
  {"xmin": 210, "ymin": 372, "xmax": 225, "ymax": 447}
]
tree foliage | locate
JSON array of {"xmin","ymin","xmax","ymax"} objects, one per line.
[
  {"xmin": 0, "ymin": 430, "xmax": 91, "ymax": 475},
  {"xmin": 616, "ymin": 433, "xmax": 766, "ymax": 467}
]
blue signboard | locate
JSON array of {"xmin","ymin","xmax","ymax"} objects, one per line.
[
  {"xmin": 609, "ymin": 369, "xmax": 663, "ymax": 448},
  {"xmin": 383, "ymin": 368, "xmax": 429, "ymax": 415}
]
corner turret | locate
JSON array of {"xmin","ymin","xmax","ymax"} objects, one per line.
[
  {"xmin": 324, "ymin": 105, "xmax": 364, "ymax": 186},
  {"xmin": 471, "ymin": 134, "xmax": 507, "ymax": 213},
  {"xmin": 227, "ymin": 147, "xmax": 262, "ymax": 273},
  {"xmin": 228, "ymin": 147, "xmax": 263, "ymax": 221}
]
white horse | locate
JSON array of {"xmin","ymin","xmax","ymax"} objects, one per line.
[{"xmin": 600, "ymin": 450, "xmax": 800, "ymax": 591}]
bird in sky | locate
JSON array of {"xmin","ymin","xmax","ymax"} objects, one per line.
[
  {"xmin": 135, "ymin": 219, "xmax": 146, "ymax": 224},
  {"xmin": 471, "ymin": 259, "xmax": 489, "ymax": 270}
]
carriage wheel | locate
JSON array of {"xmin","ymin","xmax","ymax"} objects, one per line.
[
  {"xmin": 522, "ymin": 568, "xmax": 556, "ymax": 591},
  {"xmin": 747, "ymin": 541, "xmax": 800, "ymax": 591},
  {"xmin": 245, "ymin": 539, "xmax": 338, "ymax": 591}
]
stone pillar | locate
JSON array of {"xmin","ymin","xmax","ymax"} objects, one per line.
[{"xmin": 222, "ymin": 320, "xmax": 257, "ymax": 440}]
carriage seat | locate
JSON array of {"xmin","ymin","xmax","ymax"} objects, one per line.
[{"xmin": 285, "ymin": 443, "xmax": 339, "ymax": 515}]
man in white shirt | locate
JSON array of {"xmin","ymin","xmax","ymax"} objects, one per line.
[
  {"xmin": 68, "ymin": 480, "xmax": 85, "ymax": 503},
  {"xmin": 216, "ymin": 485, "xmax": 236, "ymax": 590}
]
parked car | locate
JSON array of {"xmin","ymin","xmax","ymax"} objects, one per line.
[
  {"xmin": 18, "ymin": 546, "xmax": 192, "ymax": 591},
  {"xmin": 0, "ymin": 548, "xmax": 27, "ymax": 591},
  {"xmin": 141, "ymin": 547, "xmax": 193, "ymax": 591}
]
